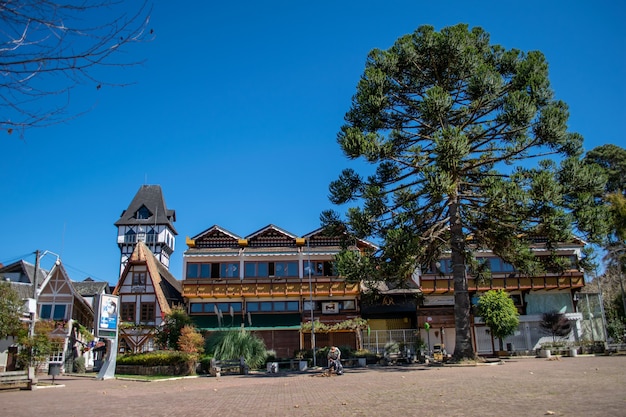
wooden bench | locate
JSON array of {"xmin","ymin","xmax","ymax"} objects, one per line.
[
  {"xmin": 0, "ymin": 371, "xmax": 31, "ymax": 390},
  {"xmin": 606, "ymin": 343, "xmax": 626, "ymax": 354},
  {"xmin": 210, "ymin": 357, "xmax": 249, "ymax": 376}
]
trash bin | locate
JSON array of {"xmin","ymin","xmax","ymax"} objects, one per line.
[
  {"xmin": 506, "ymin": 343, "xmax": 513, "ymax": 352},
  {"xmin": 48, "ymin": 363, "xmax": 62, "ymax": 376}
]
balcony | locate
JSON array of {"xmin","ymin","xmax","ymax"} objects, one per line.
[
  {"xmin": 419, "ymin": 271, "xmax": 584, "ymax": 294},
  {"xmin": 182, "ymin": 276, "xmax": 359, "ymax": 299}
]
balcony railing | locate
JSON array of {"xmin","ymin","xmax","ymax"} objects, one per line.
[{"xmin": 182, "ymin": 276, "xmax": 359, "ymax": 299}]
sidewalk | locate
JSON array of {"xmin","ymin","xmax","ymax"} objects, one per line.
[{"xmin": 2, "ymin": 355, "xmax": 625, "ymax": 416}]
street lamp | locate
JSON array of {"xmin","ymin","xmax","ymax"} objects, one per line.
[{"xmin": 307, "ymin": 238, "xmax": 316, "ymax": 367}]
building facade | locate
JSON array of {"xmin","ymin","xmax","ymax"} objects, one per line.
[
  {"xmin": 114, "ymin": 185, "xmax": 177, "ymax": 275},
  {"xmin": 182, "ymin": 225, "xmax": 374, "ymax": 358}
]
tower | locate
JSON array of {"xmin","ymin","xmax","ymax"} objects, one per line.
[{"xmin": 114, "ymin": 185, "xmax": 177, "ymax": 276}]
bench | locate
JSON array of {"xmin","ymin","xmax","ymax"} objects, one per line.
[
  {"xmin": 606, "ymin": 343, "xmax": 626, "ymax": 354},
  {"xmin": 210, "ymin": 357, "xmax": 249, "ymax": 376},
  {"xmin": 0, "ymin": 371, "xmax": 31, "ymax": 390}
]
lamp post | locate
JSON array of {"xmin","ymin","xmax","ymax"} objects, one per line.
[{"xmin": 307, "ymin": 238, "xmax": 316, "ymax": 367}]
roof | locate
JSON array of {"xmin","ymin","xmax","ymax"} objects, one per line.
[
  {"xmin": 114, "ymin": 185, "xmax": 177, "ymax": 234},
  {"xmin": 114, "ymin": 241, "xmax": 183, "ymax": 313},
  {"xmin": 0, "ymin": 260, "xmax": 48, "ymax": 287},
  {"xmin": 72, "ymin": 278, "xmax": 111, "ymax": 297}
]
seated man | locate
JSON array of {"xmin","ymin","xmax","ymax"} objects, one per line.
[{"xmin": 327, "ymin": 346, "xmax": 343, "ymax": 375}]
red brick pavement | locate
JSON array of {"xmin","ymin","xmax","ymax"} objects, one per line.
[{"xmin": 1, "ymin": 355, "xmax": 625, "ymax": 417}]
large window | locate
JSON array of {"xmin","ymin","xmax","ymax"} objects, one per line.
[
  {"xmin": 189, "ymin": 302, "xmax": 242, "ymax": 314},
  {"xmin": 124, "ymin": 229, "xmax": 136, "ymax": 243},
  {"xmin": 121, "ymin": 302, "xmax": 135, "ymax": 322},
  {"xmin": 244, "ymin": 261, "xmax": 298, "ymax": 278},
  {"xmin": 187, "ymin": 262, "xmax": 239, "ymax": 279},
  {"xmin": 246, "ymin": 301, "xmax": 299, "ymax": 312},
  {"xmin": 140, "ymin": 303, "xmax": 155, "ymax": 322},
  {"xmin": 303, "ymin": 260, "xmax": 335, "ymax": 276},
  {"xmin": 220, "ymin": 262, "xmax": 239, "ymax": 278},
  {"xmin": 186, "ymin": 263, "xmax": 212, "ymax": 279},
  {"xmin": 40, "ymin": 304, "xmax": 66, "ymax": 320}
]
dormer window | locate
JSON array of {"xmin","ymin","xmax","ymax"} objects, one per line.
[{"xmin": 136, "ymin": 205, "xmax": 151, "ymax": 219}]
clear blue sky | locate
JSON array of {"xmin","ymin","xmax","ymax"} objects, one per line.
[{"xmin": 1, "ymin": 1, "xmax": 624, "ymax": 284}]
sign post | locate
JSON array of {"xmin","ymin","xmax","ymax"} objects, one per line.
[{"xmin": 95, "ymin": 294, "xmax": 119, "ymax": 380}]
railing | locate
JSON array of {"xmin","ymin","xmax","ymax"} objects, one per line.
[{"xmin": 362, "ymin": 329, "xmax": 420, "ymax": 355}]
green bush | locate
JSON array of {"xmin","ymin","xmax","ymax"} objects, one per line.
[
  {"xmin": 116, "ymin": 350, "xmax": 192, "ymax": 367},
  {"xmin": 205, "ymin": 329, "xmax": 267, "ymax": 368},
  {"xmin": 73, "ymin": 356, "xmax": 86, "ymax": 373}
]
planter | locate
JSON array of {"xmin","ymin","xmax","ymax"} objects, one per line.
[{"xmin": 539, "ymin": 349, "xmax": 551, "ymax": 359}]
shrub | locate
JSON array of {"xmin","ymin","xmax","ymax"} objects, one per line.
[
  {"xmin": 206, "ymin": 329, "xmax": 267, "ymax": 368},
  {"xmin": 73, "ymin": 356, "xmax": 86, "ymax": 373},
  {"xmin": 116, "ymin": 350, "xmax": 192, "ymax": 367}
]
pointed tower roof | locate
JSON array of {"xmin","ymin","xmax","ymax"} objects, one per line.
[
  {"xmin": 114, "ymin": 241, "xmax": 183, "ymax": 314},
  {"xmin": 114, "ymin": 185, "xmax": 177, "ymax": 234}
]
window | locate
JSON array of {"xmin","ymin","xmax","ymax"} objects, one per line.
[
  {"xmin": 189, "ymin": 302, "xmax": 242, "ymax": 315},
  {"xmin": 52, "ymin": 305, "xmax": 66, "ymax": 320},
  {"xmin": 304, "ymin": 261, "xmax": 335, "ymax": 276},
  {"xmin": 40, "ymin": 304, "xmax": 52, "ymax": 319},
  {"xmin": 246, "ymin": 301, "xmax": 299, "ymax": 312},
  {"xmin": 274, "ymin": 261, "xmax": 298, "ymax": 277},
  {"xmin": 187, "ymin": 263, "xmax": 212, "ymax": 279},
  {"xmin": 146, "ymin": 228, "xmax": 157, "ymax": 243},
  {"xmin": 245, "ymin": 262, "xmax": 269, "ymax": 277},
  {"xmin": 220, "ymin": 262, "xmax": 239, "ymax": 278},
  {"xmin": 132, "ymin": 272, "xmax": 146, "ymax": 285},
  {"xmin": 121, "ymin": 302, "xmax": 135, "ymax": 322},
  {"xmin": 40, "ymin": 304, "xmax": 66, "ymax": 320},
  {"xmin": 136, "ymin": 205, "xmax": 151, "ymax": 219},
  {"xmin": 124, "ymin": 229, "xmax": 136, "ymax": 243},
  {"xmin": 140, "ymin": 303, "xmax": 155, "ymax": 322}
]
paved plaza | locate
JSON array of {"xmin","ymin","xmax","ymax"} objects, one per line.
[{"xmin": 2, "ymin": 355, "xmax": 625, "ymax": 417}]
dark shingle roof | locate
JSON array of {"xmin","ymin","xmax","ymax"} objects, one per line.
[
  {"xmin": 72, "ymin": 278, "xmax": 111, "ymax": 297},
  {"xmin": 114, "ymin": 185, "xmax": 177, "ymax": 234},
  {"xmin": 0, "ymin": 260, "xmax": 48, "ymax": 286}
]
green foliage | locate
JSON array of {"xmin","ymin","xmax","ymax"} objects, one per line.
[
  {"xmin": 540, "ymin": 311, "xmax": 572, "ymax": 342},
  {"xmin": 17, "ymin": 333, "xmax": 53, "ymax": 368},
  {"xmin": 324, "ymin": 23, "xmax": 609, "ymax": 361},
  {"xmin": 116, "ymin": 350, "xmax": 193, "ymax": 367},
  {"xmin": 476, "ymin": 290, "xmax": 520, "ymax": 351},
  {"xmin": 154, "ymin": 307, "xmax": 193, "ymax": 350},
  {"xmin": 205, "ymin": 329, "xmax": 267, "ymax": 369},
  {"xmin": 0, "ymin": 281, "xmax": 25, "ymax": 339},
  {"xmin": 73, "ymin": 356, "xmax": 86, "ymax": 373}
]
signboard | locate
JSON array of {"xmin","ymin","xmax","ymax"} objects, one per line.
[
  {"xmin": 321, "ymin": 302, "xmax": 339, "ymax": 314},
  {"xmin": 96, "ymin": 294, "xmax": 119, "ymax": 337},
  {"xmin": 422, "ymin": 295, "xmax": 455, "ymax": 306}
]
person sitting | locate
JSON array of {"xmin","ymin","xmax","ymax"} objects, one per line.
[{"xmin": 327, "ymin": 346, "xmax": 343, "ymax": 375}]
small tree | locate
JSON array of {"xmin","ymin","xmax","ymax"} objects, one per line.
[
  {"xmin": 155, "ymin": 307, "xmax": 193, "ymax": 350},
  {"xmin": 0, "ymin": 282, "xmax": 25, "ymax": 339},
  {"xmin": 177, "ymin": 325, "xmax": 204, "ymax": 374},
  {"xmin": 540, "ymin": 311, "xmax": 572, "ymax": 343},
  {"xmin": 476, "ymin": 290, "xmax": 520, "ymax": 352}
]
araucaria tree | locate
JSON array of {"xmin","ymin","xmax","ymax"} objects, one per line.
[
  {"xmin": 324, "ymin": 24, "xmax": 608, "ymax": 361},
  {"xmin": 1, "ymin": 0, "xmax": 152, "ymax": 135}
]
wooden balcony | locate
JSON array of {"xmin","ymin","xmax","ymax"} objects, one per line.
[
  {"xmin": 419, "ymin": 272, "xmax": 584, "ymax": 294},
  {"xmin": 182, "ymin": 277, "xmax": 360, "ymax": 299}
]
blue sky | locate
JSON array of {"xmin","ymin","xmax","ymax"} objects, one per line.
[{"xmin": 1, "ymin": 1, "xmax": 624, "ymax": 284}]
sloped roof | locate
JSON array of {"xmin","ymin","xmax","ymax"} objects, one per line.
[
  {"xmin": 114, "ymin": 242, "xmax": 183, "ymax": 313},
  {"xmin": 191, "ymin": 225, "xmax": 241, "ymax": 241},
  {"xmin": 0, "ymin": 260, "xmax": 48, "ymax": 286},
  {"xmin": 114, "ymin": 185, "xmax": 177, "ymax": 234},
  {"xmin": 72, "ymin": 278, "xmax": 111, "ymax": 297},
  {"xmin": 41, "ymin": 261, "xmax": 94, "ymax": 314}
]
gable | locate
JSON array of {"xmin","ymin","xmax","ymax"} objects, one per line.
[
  {"xmin": 246, "ymin": 225, "xmax": 297, "ymax": 247},
  {"xmin": 192, "ymin": 225, "xmax": 241, "ymax": 249}
]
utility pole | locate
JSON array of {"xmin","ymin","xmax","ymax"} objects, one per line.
[{"xmin": 29, "ymin": 250, "xmax": 40, "ymax": 338}]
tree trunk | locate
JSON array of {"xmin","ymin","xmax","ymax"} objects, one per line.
[{"xmin": 449, "ymin": 200, "xmax": 475, "ymax": 361}]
